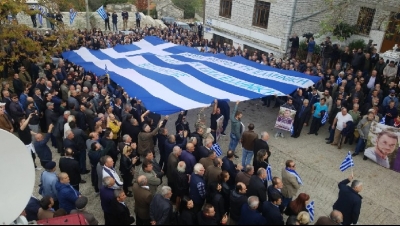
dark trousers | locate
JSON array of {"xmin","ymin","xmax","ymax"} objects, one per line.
[
  {"xmin": 31, "ymin": 18, "xmax": 37, "ymax": 27},
  {"xmin": 136, "ymin": 215, "xmax": 150, "ymax": 225},
  {"xmin": 327, "ymin": 125, "xmax": 335, "ymax": 142},
  {"xmin": 50, "ymin": 134, "xmax": 57, "ymax": 147},
  {"xmin": 158, "ymin": 148, "xmax": 165, "ymax": 168},
  {"xmin": 105, "ymin": 20, "xmax": 110, "ymax": 30},
  {"xmin": 282, "ymin": 197, "xmax": 292, "ymax": 208},
  {"xmin": 121, "ymin": 173, "xmax": 133, "ymax": 193},
  {"xmin": 56, "ymin": 136, "xmax": 64, "ymax": 155},
  {"xmin": 293, "ymin": 117, "xmax": 305, "ymax": 137},
  {"xmin": 309, "ymin": 117, "xmax": 321, "ymax": 134},
  {"xmin": 211, "ymin": 130, "xmax": 217, "ymax": 144},
  {"xmin": 104, "ymin": 212, "xmax": 113, "ymax": 225},
  {"xmin": 31, "ymin": 151, "xmax": 37, "ymax": 168},
  {"xmin": 262, "ymin": 96, "xmax": 272, "ymax": 107},
  {"xmin": 53, "ymin": 200, "xmax": 59, "ymax": 211},
  {"xmin": 79, "ymin": 150, "xmax": 87, "ymax": 173},
  {"xmin": 91, "ymin": 166, "xmax": 99, "ymax": 192},
  {"xmin": 136, "ymin": 19, "xmax": 140, "ymax": 28}
]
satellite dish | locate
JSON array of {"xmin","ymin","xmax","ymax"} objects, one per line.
[{"xmin": 0, "ymin": 129, "xmax": 35, "ymax": 225}]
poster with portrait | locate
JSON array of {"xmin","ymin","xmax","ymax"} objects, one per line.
[
  {"xmin": 274, "ymin": 107, "xmax": 296, "ymax": 132},
  {"xmin": 366, "ymin": 121, "xmax": 400, "ymax": 172},
  {"xmin": 216, "ymin": 115, "xmax": 224, "ymax": 141}
]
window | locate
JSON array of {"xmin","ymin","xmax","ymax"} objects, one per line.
[
  {"xmin": 356, "ymin": 7, "xmax": 376, "ymax": 35},
  {"xmin": 219, "ymin": 0, "xmax": 233, "ymax": 18},
  {"xmin": 252, "ymin": 0, "xmax": 271, "ymax": 28},
  {"xmin": 213, "ymin": 34, "xmax": 233, "ymax": 46}
]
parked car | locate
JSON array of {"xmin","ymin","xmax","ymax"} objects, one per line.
[
  {"xmin": 175, "ymin": 21, "xmax": 191, "ymax": 31},
  {"xmin": 161, "ymin": 17, "xmax": 175, "ymax": 26}
]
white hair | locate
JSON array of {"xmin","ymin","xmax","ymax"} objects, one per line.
[
  {"xmin": 177, "ymin": 162, "xmax": 186, "ymax": 173},
  {"xmin": 161, "ymin": 186, "xmax": 172, "ymax": 196},
  {"xmin": 67, "ymin": 115, "xmax": 75, "ymax": 123},
  {"xmin": 172, "ymin": 146, "xmax": 181, "ymax": 155},
  {"xmin": 204, "ymin": 137, "xmax": 213, "ymax": 146},
  {"xmin": 248, "ymin": 196, "xmax": 259, "ymax": 209},
  {"xmin": 193, "ymin": 163, "xmax": 204, "ymax": 174},
  {"xmin": 63, "ymin": 110, "xmax": 71, "ymax": 116},
  {"xmin": 66, "ymin": 129, "xmax": 73, "ymax": 137}
]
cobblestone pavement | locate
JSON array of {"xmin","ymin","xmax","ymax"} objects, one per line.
[{"xmin": 32, "ymin": 99, "xmax": 400, "ymax": 225}]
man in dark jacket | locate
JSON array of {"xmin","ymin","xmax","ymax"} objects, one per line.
[
  {"xmin": 246, "ymin": 168, "xmax": 267, "ymax": 211},
  {"xmin": 53, "ymin": 111, "xmax": 70, "ymax": 155},
  {"xmin": 110, "ymin": 189, "xmax": 135, "ymax": 225},
  {"xmin": 34, "ymin": 124, "xmax": 54, "ymax": 167},
  {"xmin": 267, "ymin": 177, "xmax": 285, "ymax": 213},
  {"xmin": 222, "ymin": 150, "xmax": 242, "ymax": 188},
  {"xmin": 292, "ymin": 99, "xmax": 310, "ymax": 138},
  {"xmin": 262, "ymin": 193, "xmax": 284, "ymax": 225},
  {"xmin": 149, "ymin": 186, "xmax": 173, "ymax": 225},
  {"xmin": 59, "ymin": 148, "xmax": 82, "ymax": 191},
  {"xmin": 229, "ymin": 182, "xmax": 247, "ymax": 225},
  {"xmin": 332, "ymin": 175, "xmax": 363, "ymax": 225},
  {"xmin": 217, "ymin": 99, "xmax": 230, "ymax": 135}
]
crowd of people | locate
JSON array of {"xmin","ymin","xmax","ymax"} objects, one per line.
[{"xmin": 3, "ymin": 19, "xmax": 399, "ymax": 225}]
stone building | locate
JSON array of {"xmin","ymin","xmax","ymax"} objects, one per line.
[{"xmin": 204, "ymin": 0, "xmax": 400, "ymax": 57}]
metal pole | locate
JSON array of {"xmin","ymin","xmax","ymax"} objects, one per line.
[
  {"xmin": 85, "ymin": 0, "xmax": 90, "ymax": 29},
  {"xmin": 285, "ymin": 0, "xmax": 297, "ymax": 57},
  {"xmin": 147, "ymin": 0, "xmax": 150, "ymax": 17},
  {"xmin": 203, "ymin": 0, "xmax": 206, "ymax": 25}
]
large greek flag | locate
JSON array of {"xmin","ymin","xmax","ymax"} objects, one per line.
[{"xmin": 62, "ymin": 36, "xmax": 321, "ymax": 114}]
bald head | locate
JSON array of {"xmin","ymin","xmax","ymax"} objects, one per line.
[
  {"xmin": 137, "ymin": 175, "xmax": 147, "ymax": 186},
  {"xmin": 330, "ymin": 210, "xmax": 343, "ymax": 224}
]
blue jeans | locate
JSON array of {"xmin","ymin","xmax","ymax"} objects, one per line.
[
  {"xmin": 229, "ymin": 133, "xmax": 239, "ymax": 152},
  {"xmin": 354, "ymin": 138, "xmax": 366, "ymax": 154},
  {"xmin": 242, "ymin": 148, "xmax": 253, "ymax": 167},
  {"xmin": 328, "ymin": 126, "xmax": 335, "ymax": 142}
]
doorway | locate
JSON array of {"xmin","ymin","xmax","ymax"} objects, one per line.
[{"xmin": 381, "ymin": 13, "xmax": 400, "ymax": 52}]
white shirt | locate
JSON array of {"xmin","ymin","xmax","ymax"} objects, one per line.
[
  {"xmin": 364, "ymin": 147, "xmax": 390, "ymax": 168},
  {"xmin": 367, "ymin": 76, "xmax": 376, "ymax": 89},
  {"xmin": 64, "ymin": 122, "xmax": 71, "ymax": 139},
  {"xmin": 335, "ymin": 112, "xmax": 353, "ymax": 131}
]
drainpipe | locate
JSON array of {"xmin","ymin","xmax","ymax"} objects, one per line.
[{"xmin": 285, "ymin": 0, "xmax": 298, "ymax": 57}]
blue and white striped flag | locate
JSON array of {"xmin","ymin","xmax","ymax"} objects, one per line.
[
  {"xmin": 266, "ymin": 164, "xmax": 272, "ymax": 181},
  {"xmin": 211, "ymin": 143, "xmax": 222, "ymax": 157},
  {"xmin": 380, "ymin": 116, "xmax": 385, "ymax": 124},
  {"xmin": 340, "ymin": 151, "xmax": 354, "ymax": 172},
  {"xmin": 96, "ymin": 6, "xmax": 108, "ymax": 20},
  {"xmin": 69, "ymin": 8, "xmax": 77, "ymax": 25},
  {"xmin": 321, "ymin": 111, "xmax": 328, "ymax": 125},
  {"xmin": 306, "ymin": 200, "xmax": 315, "ymax": 222}
]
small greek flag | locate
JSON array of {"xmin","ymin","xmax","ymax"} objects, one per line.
[
  {"xmin": 105, "ymin": 64, "xmax": 109, "ymax": 75},
  {"xmin": 211, "ymin": 143, "xmax": 222, "ymax": 157},
  {"xmin": 336, "ymin": 77, "xmax": 342, "ymax": 85},
  {"xmin": 306, "ymin": 200, "xmax": 315, "ymax": 222},
  {"xmin": 321, "ymin": 111, "xmax": 328, "ymax": 125},
  {"xmin": 266, "ymin": 165, "xmax": 272, "ymax": 181},
  {"xmin": 96, "ymin": 6, "xmax": 108, "ymax": 20},
  {"xmin": 69, "ymin": 8, "xmax": 77, "ymax": 25},
  {"xmin": 340, "ymin": 151, "xmax": 354, "ymax": 172},
  {"xmin": 380, "ymin": 116, "xmax": 386, "ymax": 124}
]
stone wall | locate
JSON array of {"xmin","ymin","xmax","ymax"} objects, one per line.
[
  {"xmin": 154, "ymin": 0, "xmax": 184, "ymax": 19},
  {"xmin": 205, "ymin": 0, "xmax": 400, "ymax": 56}
]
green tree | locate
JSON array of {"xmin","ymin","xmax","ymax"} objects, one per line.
[
  {"xmin": 319, "ymin": 0, "xmax": 400, "ymax": 40},
  {"xmin": 171, "ymin": 0, "xmax": 203, "ymax": 19}
]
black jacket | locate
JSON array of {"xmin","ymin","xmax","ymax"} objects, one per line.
[
  {"xmin": 52, "ymin": 116, "xmax": 66, "ymax": 138},
  {"xmin": 119, "ymin": 154, "xmax": 133, "ymax": 176},
  {"xmin": 253, "ymin": 139, "xmax": 270, "ymax": 165},
  {"xmin": 110, "ymin": 200, "xmax": 135, "ymax": 225},
  {"xmin": 246, "ymin": 176, "xmax": 267, "ymax": 207},
  {"xmin": 149, "ymin": 194, "xmax": 173, "ymax": 225},
  {"xmin": 262, "ymin": 201, "xmax": 284, "ymax": 225},
  {"xmin": 332, "ymin": 179, "xmax": 362, "ymax": 225},
  {"xmin": 267, "ymin": 185, "xmax": 285, "ymax": 213},
  {"xmin": 121, "ymin": 121, "xmax": 140, "ymax": 144},
  {"xmin": 45, "ymin": 109, "xmax": 58, "ymax": 129},
  {"xmin": 59, "ymin": 157, "xmax": 81, "ymax": 185},
  {"xmin": 229, "ymin": 190, "xmax": 247, "ymax": 222}
]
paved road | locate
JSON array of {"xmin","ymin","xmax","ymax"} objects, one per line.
[{"xmin": 32, "ymin": 99, "xmax": 400, "ymax": 225}]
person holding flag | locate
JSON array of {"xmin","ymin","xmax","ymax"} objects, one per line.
[{"xmin": 332, "ymin": 175, "xmax": 363, "ymax": 225}]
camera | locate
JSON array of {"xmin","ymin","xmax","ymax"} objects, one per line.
[{"xmin": 302, "ymin": 33, "xmax": 314, "ymax": 42}]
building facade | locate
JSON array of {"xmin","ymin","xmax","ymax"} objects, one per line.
[{"xmin": 204, "ymin": 0, "xmax": 400, "ymax": 57}]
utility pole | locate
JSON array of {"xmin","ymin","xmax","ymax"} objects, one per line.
[
  {"xmin": 203, "ymin": 0, "xmax": 206, "ymax": 25},
  {"xmin": 85, "ymin": 0, "xmax": 90, "ymax": 29},
  {"xmin": 147, "ymin": 0, "xmax": 150, "ymax": 17}
]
